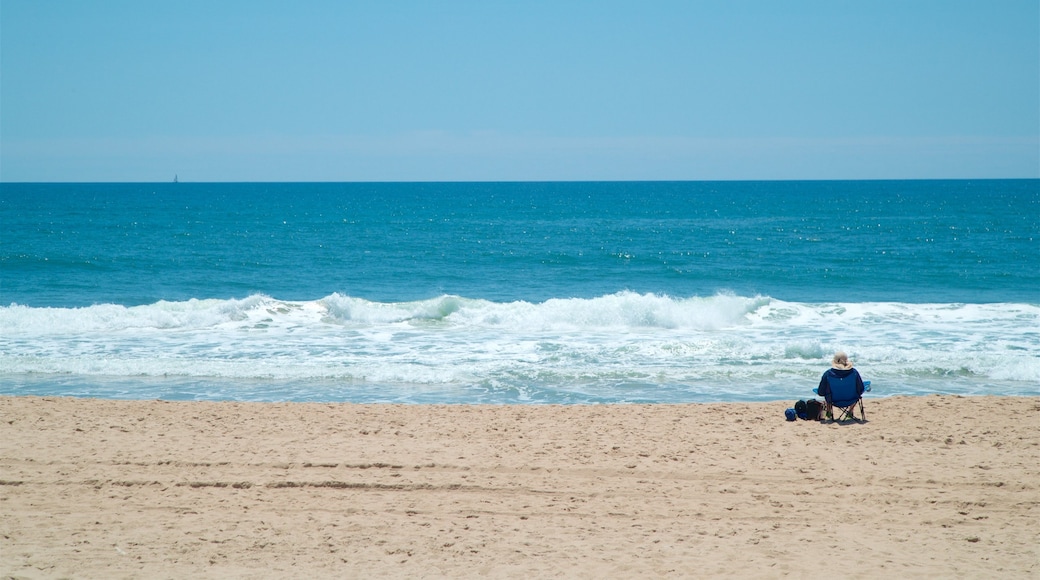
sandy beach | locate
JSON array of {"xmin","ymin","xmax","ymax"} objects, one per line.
[{"xmin": 1, "ymin": 395, "xmax": 1037, "ymax": 579}]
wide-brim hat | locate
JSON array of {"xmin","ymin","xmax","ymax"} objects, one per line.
[{"xmin": 831, "ymin": 351, "xmax": 854, "ymax": 370}]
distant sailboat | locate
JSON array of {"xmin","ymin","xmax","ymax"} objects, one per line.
[{"xmin": 173, "ymin": 174, "xmax": 179, "ymax": 183}]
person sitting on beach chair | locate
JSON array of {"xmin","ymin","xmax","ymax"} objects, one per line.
[{"xmin": 816, "ymin": 351, "xmax": 867, "ymax": 421}]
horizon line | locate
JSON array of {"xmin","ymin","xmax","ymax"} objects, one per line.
[{"xmin": 3, "ymin": 177, "xmax": 1038, "ymax": 185}]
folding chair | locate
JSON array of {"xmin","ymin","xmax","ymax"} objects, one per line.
[{"xmin": 814, "ymin": 379, "xmax": 870, "ymax": 421}]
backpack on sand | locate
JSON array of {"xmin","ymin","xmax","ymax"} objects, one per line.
[{"xmin": 805, "ymin": 399, "xmax": 823, "ymax": 421}]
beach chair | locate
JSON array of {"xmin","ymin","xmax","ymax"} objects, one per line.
[{"xmin": 814, "ymin": 379, "xmax": 871, "ymax": 421}]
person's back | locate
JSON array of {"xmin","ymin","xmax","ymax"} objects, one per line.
[{"xmin": 818, "ymin": 352, "xmax": 865, "ymax": 419}]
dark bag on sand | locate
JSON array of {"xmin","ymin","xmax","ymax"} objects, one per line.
[
  {"xmin": 805, "ymin": 399, "xmax": 823, "ymax": 421},
  {"xmin": 794, "ymin": 399, "xmax": 808, "ymax": 420}
]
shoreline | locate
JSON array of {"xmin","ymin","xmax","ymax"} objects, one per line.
[{"xmin": 2, "ymin": 395, "xmax": 1037, "ymax": 578}]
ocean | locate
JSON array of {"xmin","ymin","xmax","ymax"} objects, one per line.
[{"xmin": 1, "ymin": 180, "xmax": 1038, "ymax": 403}]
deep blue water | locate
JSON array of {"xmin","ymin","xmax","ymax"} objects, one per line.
[{"xmin": 1, "ymin": 180, "xmax": 1038, "ymax": 403}]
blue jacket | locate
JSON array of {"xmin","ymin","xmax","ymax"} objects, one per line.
[{"xmin": 817, "ymin": 367, "xmax": 865, "ymax": 404}]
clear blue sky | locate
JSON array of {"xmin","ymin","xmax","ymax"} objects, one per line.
[{"xmin": 2, "ymin": 1, "xmax": 1038, "ymax": 182}]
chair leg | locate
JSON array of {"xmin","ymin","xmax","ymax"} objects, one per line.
[{"xmin": 835, "ymin": 404, "xmax": 862, "ymax": 422}]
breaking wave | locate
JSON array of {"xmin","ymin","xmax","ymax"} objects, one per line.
[{"xmin": 2, "ymin": 292, "xmax": 1038, "ymax": 402}]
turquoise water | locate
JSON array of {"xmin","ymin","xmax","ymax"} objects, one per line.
[{"xmin": 2, "ymin": 180, "xmax": 1038, "ymax": 402}]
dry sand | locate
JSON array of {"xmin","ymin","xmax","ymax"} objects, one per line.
[{"xmin": 1, "ymin": 395, "xmax": 1037, "ymax": 579}]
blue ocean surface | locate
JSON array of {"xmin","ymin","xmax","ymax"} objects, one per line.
[{"xmin": 1, "ymin": 180, "xmax": 1038, "ymax": 403}]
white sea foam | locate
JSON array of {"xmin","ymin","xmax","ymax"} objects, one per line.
[{"xmin": 2, "ymin": 292, "xmax": 1037, "ymax": 402}]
